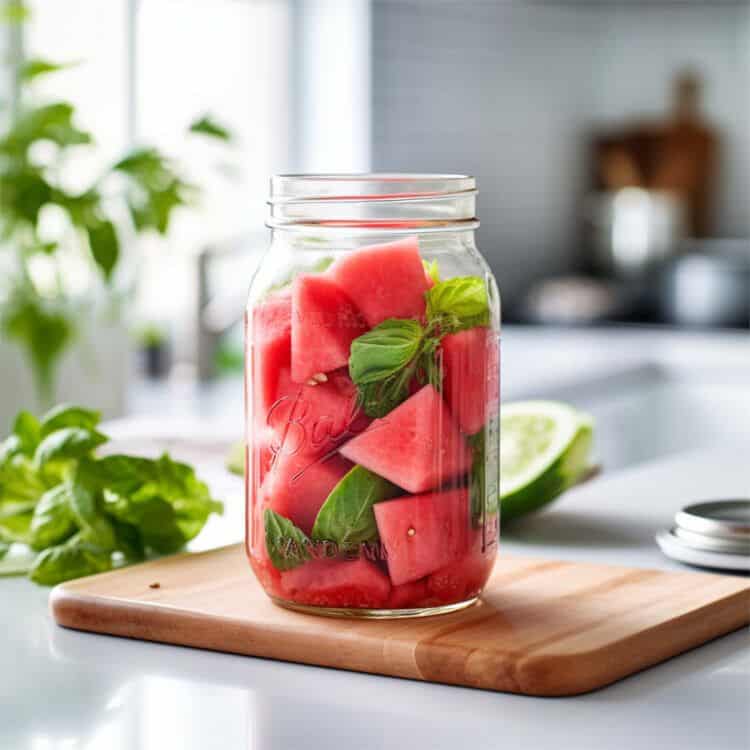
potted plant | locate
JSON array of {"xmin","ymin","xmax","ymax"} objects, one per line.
[{"xmin": 0, "ymin": 7, "xmax": 230, "ymax": 429}]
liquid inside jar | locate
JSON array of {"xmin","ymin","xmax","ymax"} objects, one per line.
[{"xmin": 246, "ymin": 195, "xmax": 499, "ymax": 617}]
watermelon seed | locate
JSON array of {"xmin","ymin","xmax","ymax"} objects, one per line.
[{"xmin": 407, "ymin": 527, "xmax": 416, "ymax": 537}]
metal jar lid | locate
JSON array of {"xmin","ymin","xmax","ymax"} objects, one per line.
[
  {"xmin": 657, "ymin": 499, "xmax": 750, "ymax": 571},
  {"xmin": 675, "ymin": 500, "xmax": 750, "ymax": 545}
]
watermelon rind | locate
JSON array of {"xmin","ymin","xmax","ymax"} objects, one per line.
[{"xmin": 500, "ymin": 401, "xmax": 593, "ymax": 522}]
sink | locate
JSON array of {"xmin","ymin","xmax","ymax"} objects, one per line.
[{"xmin": 527, "ymin": 363, "xmax": 750, "ymax": 472}]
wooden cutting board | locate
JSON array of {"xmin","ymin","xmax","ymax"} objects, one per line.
[{"xmin": 50, "ymin": 544, "xmax": 750, "ymax": 697}]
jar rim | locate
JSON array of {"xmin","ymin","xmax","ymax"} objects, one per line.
[{"xmin": 269, "ymin": 173, "xmax": 477, "ymax": 204}]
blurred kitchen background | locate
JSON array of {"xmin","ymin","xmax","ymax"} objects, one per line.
[{"xmin": 0, "ymin": 0, "xmax": 748, "ymax": 431}]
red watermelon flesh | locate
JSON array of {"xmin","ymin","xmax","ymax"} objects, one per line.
[
  {"xmin": 262, "ymin": 451, "xmax": 352, "ymax": 536},
  {"xmin": 387, "ymin": 578, "xmax": 429, "ymax": 608},
  {"xmin": 280, "ymin": 556, "xmax": 391, "ymax": 608},
  {"xmin": 327, "ymin": 236, "xmax": 430, "ymax": 327},
  {"xmin": 374, "ymin": 488, "xmax": 471, "ymax": 586},
  {"xmin": 291, "ymin": 274, "xmax": 366, "ymax": 383},
  {"xmin": 252, "ymin": 289, "xmax": 292, "ymax": 420},
  {"xmin": 440, "ymin": 327, "xmax": 499, "ymax": 435},
  {"xmin": 427, "ymin": 524, "xmax": 497, "ymax": 603},
  {"xmin": 263, "ymin": 366, "xmax": 369, "ymax": 459},
  {"xmin": 339, "ymin": 385, "xmax": 471, "ymax": 493}
]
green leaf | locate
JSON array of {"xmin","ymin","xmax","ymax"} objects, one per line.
[
  {"xmin": 426, "ymin": 276, "xmax": 489, "ymax": 332},
  {"xmin": 114, "ymin": 147, "xmax": 194, "ymax": 235},
  {"xmin": 264, "ymin": 509, "xmax": 311, "ymax": 571},
  {"xmin": 0, "ymin": 540, "xmax": 7, "ymax": 559},
  {"xmin": 29, "ymin": 534, "xmax": 111, "ymax": 585},
  {"xmin": 96, "ymin": 453, "xmax": 222, "ymax": 553},
  {"xmin": 1, "ymin": 102, "xmax": 92, "ymax": 153},
  {"xmin": 0, "ymin": 507, "xmax": 33, "ymax": 543},
  {"xmin": 1, "ymin": 1, "xmax": 30, "ymax": 23},
  {"xmin": 0, "ymin": 167, "xmax": 53, "ymax": 224},
  {"xmin": 68, "ymin": 476, "xmax": 116, "ymax": 550},
  {"xmin": 13, "ymin": 410, "xmax": 42, "ymax": 453},
  {"xmin": 40, "ymin": 404, "xmax": 101, "ymax": 436},
  {"xmin": 188, "ymin": 114, "xmax": 233, "ymax": 142},
  {"xmin": 349, "ymin": 319, "xmax": 424, "ymax": 385},
  {"xmin": 34, "ymin": 427, "xmax": 108, "ymax": 468},
  {"xmin": 0, "ymin": 285, "xmax": 75, "ymax": 400},
  {"xmin": 29, "ymin": 484, "xmax": 76, "ymax": 550},
  {"xmin": 312, "ymin": 465, "xmax": 400, "ymax": 549},
  {"xmin": 111, "ymin": 520, "xmax": 144, "ymax": 563},
  {"xmin": 86, "ymin": 220, "xmax": 119, "ymax": 281},
  {"xmin": 0, "ymin": 411, "xmax": 41, "ymax": 462},
  {"xmin": 0, "ymin": 455, "xmax": 47, "ymax": 505},
  {"xmin": 20, "ymin": 58, "xmax": 76, "ymax": 82},
  {"xmin": 423, "ymin": 259, "xmax": 440, "ymax": 285}
]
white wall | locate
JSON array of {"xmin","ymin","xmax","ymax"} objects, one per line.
[
  {"xmin": 371, "ymin": 1, "xmax": 750, "ymax": 305},
  {"xmin": 372, "ymin": 0, "xmax": 597, "ymax": 306}
]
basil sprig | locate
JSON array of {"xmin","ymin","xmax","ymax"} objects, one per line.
[
  {"xmin": 348, "ymin": 274, "xmax": 490, "ymax": 418},
  {"xmin": 0, "ymin": 403, "xmax": 223, "ymax": 585}
]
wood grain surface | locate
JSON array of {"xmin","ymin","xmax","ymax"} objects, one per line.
[{"xmin": 50, "ymin": 544, "xmax": 750, "ymax": 696}]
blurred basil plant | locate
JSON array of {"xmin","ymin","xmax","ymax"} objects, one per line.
[{"xmin": 0, "ymin": 3, "xmax": 231, "ymax": 402}]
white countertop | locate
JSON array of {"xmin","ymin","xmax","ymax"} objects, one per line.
[{"xmin": 2, "ymin": 325, "xmax": 749, "ymax": 749}]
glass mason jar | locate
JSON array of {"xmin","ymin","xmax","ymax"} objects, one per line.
[{"xmin": 245, "ymin": 174, "xmax": 500, "ymax": 618}]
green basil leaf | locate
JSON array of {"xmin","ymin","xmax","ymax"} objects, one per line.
[
  {"xmin": 29, "ymin": 484, "xmax": 76, "ymax": 550},
  {"xmin": 0, "ymin": 510, "xmax": 33, "ymax": 543},
  {"xmin": 355, "ymin": 367, "xmax": 416, "ymax": 418},
  {"xmin": 105, "ymin": 493, "xmax": 187, "ymax": 554},
  {"xmin": 426, "ymin": 276, "xmax": 489, "ymax": 331},
  {"xmin": 264, "ymin": 509, "xmax": 311, "ymax": 571},
  {"xmin": 0, "ymin": 456, "xmax": 48, "ymax": 505},
  {"xmin": 41, "ymin": 404, "xmax": 101, "ymax": 436},
  {"xmin": 30, "ymin": 534, "xmax": 112, "ymax": 585},
  {"xmin": 11, "ymin": 411, "xmax": 42, "ymax": 456},
  {"xmin": 87, "ymin": 220, "xmax": 119, "ymax": 282},
  {"xmin": 111, "ymin": 520, "xmax": 145, "ymax": 563},
  {"xmin": 33, "ymin": 427, "xmax": 108, "ymax": 468},
  {"xmin": 349, "ymin": 319, "xmax": 424, "ymax": 385},
  {"xmin": 0, "ymin": 411, "xmax": 41, "ymax": 464},
  {"xmin": 423, "ymin": 259, "xmax": 440, "ymax": 285},
  {"xmin": 68, "ymin": 478, "xmax": 117, "ymax": 551},
  {"xmin": 312, "ymin": 465, "xmax": 400, "ymax": 549},
  {"xmin": 188, "ymin": 114, "xmax": 233, "ymax": 142},
  {"xmin": 98, "ymin": 453, "xmax": 222, "ymax": 554}
]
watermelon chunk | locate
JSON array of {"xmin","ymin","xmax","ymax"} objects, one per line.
[
  {"xmin": 427, "ymin": 525, "xmax": 497, "ymax": 603},
  {"xmin": 262, "ymin": 451, "xmax": 352, "ymax": 536},
  {"xmin": 252, "ymin": 289, "xmax": 292, "ymax": 419},
  {"xmin": 328, "ymin": 236, "xmax": 430, "ymax": 327},
  {"xmin": 440, "ymin": 327, "xmax": 499, "ymax": 435},
  {"xmin": 339, "ymin": 385, "xmax": 471, "ymax": 493},
  {"xmin": 280, "ymin": 556, "xmax": 391, "ymax": 608},
  {"xmin": 263, "ymin": 366, "xmax": 369, "ymax": 458},
  {"xmin": 374, "ymin": 488, "xmax": 471, "ymax": 586},
  {"xmin": 387, "ymin": 578, "xmax": 429, "ymax": 609},
  {"xmin": 291, "ymin": 274, "xmax": 366, "ymax": 383}
]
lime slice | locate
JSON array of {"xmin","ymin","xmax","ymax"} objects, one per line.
[
  {"xmin": 225, "ymin": 441, "xmax": 245, "ymax": 476},
  {"xmin": 500, "ymin": 401, "xmax": 593, "ymax": 521}
]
